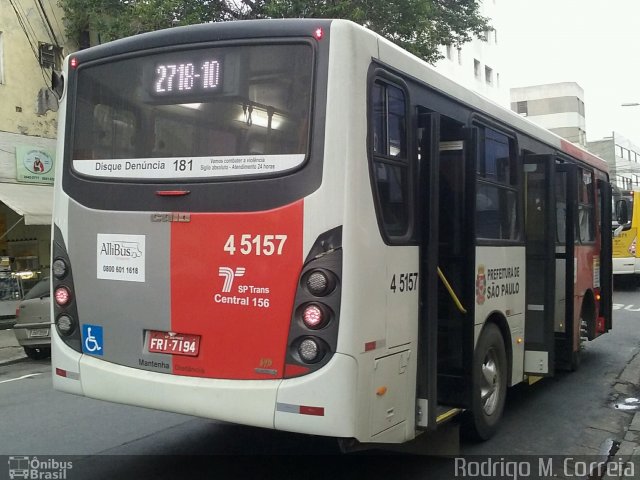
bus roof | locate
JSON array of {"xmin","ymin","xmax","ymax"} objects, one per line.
[
  {"xmin": 361, "ymin": 19, "xmax": 609, "ymax": 172},
  {"xmin": 69, "ymin": 18, "xmax": 608, "ymax": 173}
]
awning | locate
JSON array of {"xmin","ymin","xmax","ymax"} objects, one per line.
[{"xmin": 0, "ymin": 183, "xmax": 53, "ymax": 225}]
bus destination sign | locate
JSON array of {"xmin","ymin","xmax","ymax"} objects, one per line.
[{"xmin": 153, "ymin": 58, "xmax": 222, "ymax": 96}]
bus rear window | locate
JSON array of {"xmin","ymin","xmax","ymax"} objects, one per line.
[{"xmin": 71, "ymin": 43, "xmax": 313, "ymax": 180}]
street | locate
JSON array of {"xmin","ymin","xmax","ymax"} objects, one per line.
[{"xmin": 0, "ymin": 287, "xmax": 639, "ymax": 479}]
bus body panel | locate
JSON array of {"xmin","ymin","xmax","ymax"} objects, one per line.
[
  {"xmin": 474, "ymin": 246, "xmax": 526, "ymax": 386},
  {"xmin": 274, "ymin": 353, "xmax": 358, "ymax": 437},
  {"xmin": 65, "ymin": 198, "xmax": 304, "ymax": 380},
  {"xmin": 338, "ymin": 26, "xmax": 421, "ymax": 442},
  {"xmin": 51, "ymin": 326, "xmax": 84, "ymax": 396}
]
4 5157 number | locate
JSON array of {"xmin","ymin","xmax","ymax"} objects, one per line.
[
  {"xmin": 390, "ymin": 272, "xmax": 419, "ymax": 293},
  {"xmin": 224, "ymin": 234, "xmax": 287, "ymax": 256}
]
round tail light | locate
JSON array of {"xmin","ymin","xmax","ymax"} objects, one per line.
[
  {"xmin": 52, "ymin": 258, "xmax": 68, "ymax": 279},
  {"xmin": 56, "ymin": 314, "xmax": 75, "ymax": 335},
  {"xmin": 302, "ymin": 304, "xmax": 325, "ymax": 329},
  {"xmin": 298, "ymin": 338, "xmax": 320, "ymax": 363},
  {"xmin": 304, "ymin": 269, "xmax": 336, "ymax": 296},
  {"xmin": 54, "ymin": 286, "xmax": 71, "ymax": 306}
]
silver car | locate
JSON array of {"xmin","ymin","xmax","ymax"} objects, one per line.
[{"xmin": 13, "ymin": 277, "xmax": 51, "ymax": 360}]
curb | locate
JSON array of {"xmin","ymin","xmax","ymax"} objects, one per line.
[{"xmin": 0, "ymin": 354, "xmax": 27, "ymax": 367}]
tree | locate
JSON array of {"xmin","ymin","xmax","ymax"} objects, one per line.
[{"xmin": 58, "ymin": 0, "xmax": 490, "ymax": 63}]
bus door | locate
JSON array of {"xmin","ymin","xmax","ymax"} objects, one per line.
[
  {"xmin": 416, "ymin": 110, "xmax": 440, "ymax": 429},
  {"xmin": 598, "ymin": 179, "xmax": 613, "ymax": 331},
  {"xmin": 523, "ymin": 155, "xmax": 556, "ymax": 376},
  {"xmin": 554, "ymin": 162, "xmax": 578, "ymax": 370},
  {"xmin": 417, "ymin": 111, "xmax": 475, "ymax": 430}
]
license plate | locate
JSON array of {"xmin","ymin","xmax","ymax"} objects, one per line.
[
  {"xmin": 147, "ymin": 330, "xmax": 200, "ymax": 356},
  {"xmin": 29, "ymin": 328, "xmax": 49, "ymax": 338}
]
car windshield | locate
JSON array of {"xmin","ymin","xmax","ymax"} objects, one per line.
[
  {"xmin": 23, "ymin": 278, "xmax": 50, "ymax": 300},
  {"xmin": 0, "ymin": 274, "xmax": 21, "ymax": 301}
]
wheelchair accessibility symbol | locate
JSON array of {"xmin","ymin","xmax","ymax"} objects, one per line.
[{"xmin": 82, "ymin": 324, "xmax": 104, "ymax": 356}]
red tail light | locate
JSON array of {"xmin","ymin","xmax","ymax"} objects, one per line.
[
  {"xmin": 302, "ymin": 304, "xmax": 324, "ymax": 329},
  {"xmin": 54, "ymin": 286, "xmax": 71, "ymax": 306}
]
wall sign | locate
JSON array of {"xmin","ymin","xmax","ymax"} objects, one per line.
[{"xmin": 16, "ymin": 146, "xmax": 55, "ymax": 184}]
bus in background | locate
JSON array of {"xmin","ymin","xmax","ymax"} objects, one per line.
[
  {"xmin": 613, "ymin": 189, "xmax": 640, "ymax": 283},
  {"xmin": 51, "ymin": 19, "xmax": 612, "ymax": 448}
]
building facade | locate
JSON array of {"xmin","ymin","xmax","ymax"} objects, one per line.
[
  {"xmin": 435, "ymin": 0, "xmax": 508, "ymax": 106},
  {"xmin": 510, "ymin": 82, "xmax": 587, "ymax": 148},
  {"xmin": 587, "ymin": 132, "xmax": 640, "ymax": 191},
  {"xmin": 0, "ymin": 1, "xmax": 73, "ymax": 283}
]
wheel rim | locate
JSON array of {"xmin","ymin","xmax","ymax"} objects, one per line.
[{"xmin": 480, "ymin": 347, "xmax": 501, "ymax": 416}]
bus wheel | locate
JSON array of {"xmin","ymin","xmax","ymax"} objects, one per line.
[
  {"xmin": 570, "ymin": 314, "xmax": 587, "ymax": 371},
  {"xmin": 464, "ymin": 323, "xmax": 507, "ymax": 441}
]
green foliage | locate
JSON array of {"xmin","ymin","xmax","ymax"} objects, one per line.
[{"xmin": 58, "ymin": 0, "xmax": 490, "ymax": 63}]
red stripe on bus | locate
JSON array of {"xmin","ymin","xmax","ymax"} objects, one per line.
[
  {"xmin": 299, "ymin": 405, "xmax": 325, "ymax": 416},
  {"xmin": 169, "ymin": 201, "xmax": 304, "ymax": 379}
]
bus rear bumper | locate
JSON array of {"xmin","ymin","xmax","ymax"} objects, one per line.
[
  {"xmin": 53, "ymin": 335, "xmax": 358, "ymax": 437},
  {"xmin": 76, "ymin": 354, "xmax": 281, "ymax": 429},
  {"xmin": 613, "ymin": 257, "xmax": 639, "ymax": 275}
]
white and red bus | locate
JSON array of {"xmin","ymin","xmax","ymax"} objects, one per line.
[{"xmin": 51, "ymin": 19, "xmax": 612, "ymax": 446}]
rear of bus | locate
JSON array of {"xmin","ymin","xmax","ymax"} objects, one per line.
[
  {"xmin": 613, "ymin": 190, "xmax": 639, "ymax": 278},
  {"xmin": 51, "ymin": 20, "xmax": 358, "ymax": 437}
]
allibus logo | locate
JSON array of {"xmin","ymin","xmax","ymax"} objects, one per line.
[{"xmin": 99, "ymin": 241, "xmax": 143, "ymax": 259}]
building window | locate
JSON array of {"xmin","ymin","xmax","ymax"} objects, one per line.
[
  {"xmin": 616, "ymin": 145, "xmax": 623, "ymax": 158},
  {"xmin": 474, "ymin": 59, "xmax": 481, "ymax": 79},
  {"xmin": 494, "ymin": 29, "xmax": 498, "ymax": 45},
  {"xmin": 446, "ymin": 44, "xmax": 453, "ymax": 60},
  {"xmin": 516, "ymin": 101, "xmax": 528, "ymax": 116},
  {"xmin": 457, "ymin": 48, "xmax": 463, "ymax": 65},
  {"xmin": 485, "ymin": 66, "xmax": 493, "ymax": 85}
]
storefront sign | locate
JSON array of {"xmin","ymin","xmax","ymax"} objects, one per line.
[{"xmin": 15, "ymin": 146, "xmax": 55, "ymax": 184}]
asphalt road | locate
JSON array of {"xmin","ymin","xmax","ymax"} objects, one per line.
[{"xmin": 0, "ymin": 286, "xmax": 639, "ymax": 479}]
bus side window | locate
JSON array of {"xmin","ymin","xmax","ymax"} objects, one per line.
[
  {"xmin": 370, "ymin": 80, "xmax": 410, "ymax": 240},
  {"xmin": 577, "ymin": 169, "xmax": 595, "ymax": 243},
  {"xmin": 475, "ymin": 127, "xmax": 520, "ymax": 241},
  {"xmin": 556, "ymin": 174, "xmax": 567, "ymax": 244}
]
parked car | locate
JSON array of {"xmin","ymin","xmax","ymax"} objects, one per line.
[
  {"xmin": 0, "ymin": 272, "xmax": 23, "ymax": 325},
  {"xmin": 13, "ymin": 277, "xmax": 50, "ymax": 360}
]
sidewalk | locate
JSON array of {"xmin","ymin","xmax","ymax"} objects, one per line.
[
  {"xmin": 615, "ymin": 350, "xmax": 640, "ymax": 472},
  {"xmin": 0, "ymin": 323, "xmax": 26, "ymax": 365}
]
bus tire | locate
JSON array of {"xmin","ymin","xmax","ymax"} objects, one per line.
[
  {"xmin": 24, "ymin": 346, "xmax": 51, "ymax": 360},
  {"xmin": 464, "ymin": 323, "xmax": 507, "ymax": 441}
]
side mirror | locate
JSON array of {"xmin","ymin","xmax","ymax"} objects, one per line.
[
  {"xmin": 52, "ymin": 70, "xmax": 64, "ymax": 99},
  {"xmin": 616, "ymin": 199, "xmax": 629, "ymax": 225}
]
